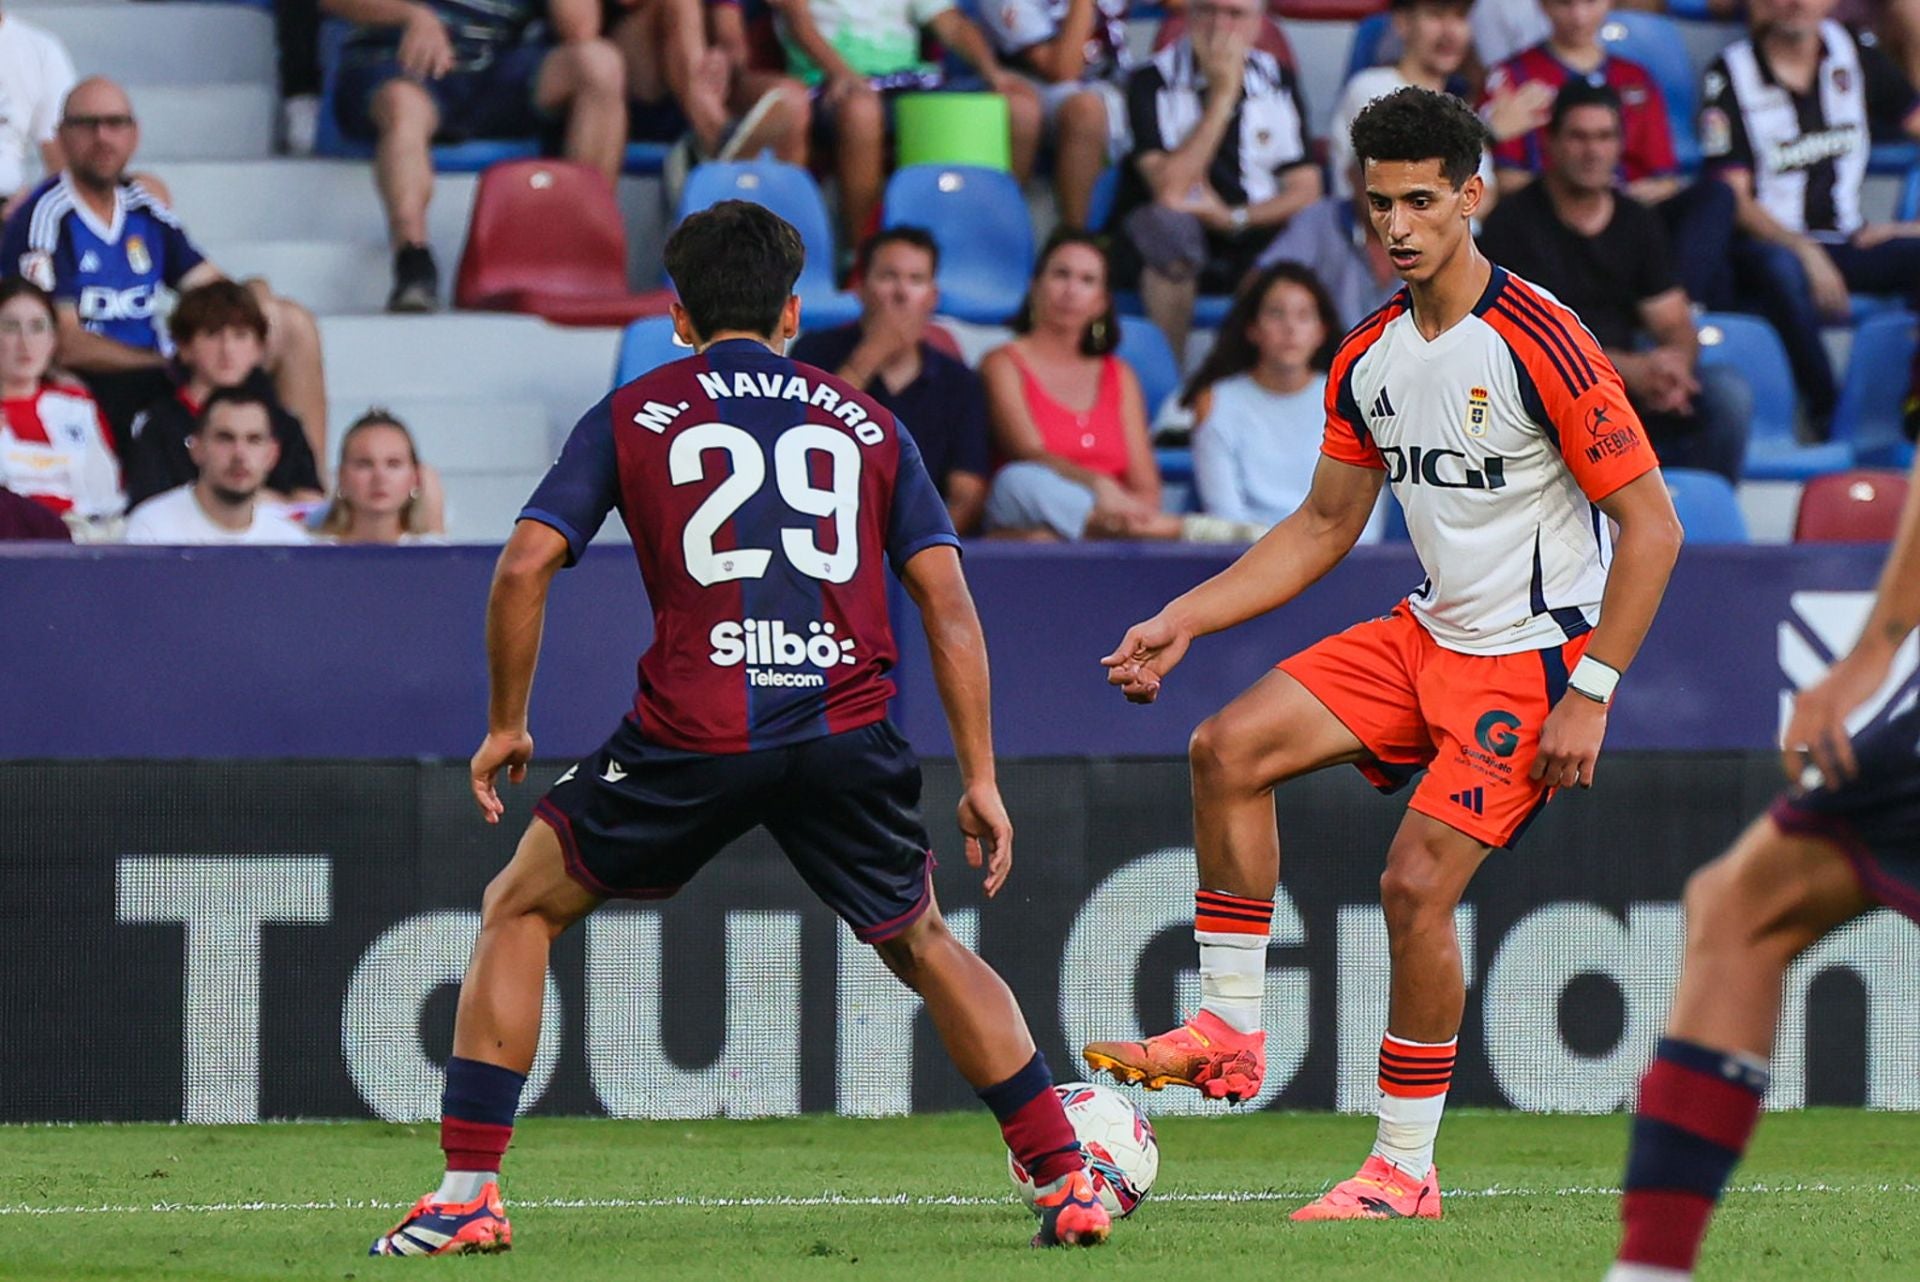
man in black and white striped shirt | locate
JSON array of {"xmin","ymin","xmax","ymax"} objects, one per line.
[
  {"xmin": 1117, "ymin": 0, "xmax": 1321, "ymax": 365},
  {"xmin": 1702, "ymin": 0, "xmax": 1920, "ymax": 429}
]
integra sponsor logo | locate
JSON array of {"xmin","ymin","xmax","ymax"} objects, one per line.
[
  {"xmin": 1766, "ymin": 125, "xmax": 1857, "ymax": 173},
  {"xmin": 710, "ymin": 619, "xmax": 858, "ymax": 687}
]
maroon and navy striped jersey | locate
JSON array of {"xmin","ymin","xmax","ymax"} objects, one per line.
[{"xmin": 521, "ymin": 338, "xmax": 959, "ymax": 754}]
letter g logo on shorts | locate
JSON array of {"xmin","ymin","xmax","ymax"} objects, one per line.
[{"xmin": 1475, "ymin": 710, "xmax": 1522, "ymax": 758}]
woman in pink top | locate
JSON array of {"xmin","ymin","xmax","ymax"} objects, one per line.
[{"xmin": 981, "ymin": 230, "xmax": 1161, "ymax": 539}]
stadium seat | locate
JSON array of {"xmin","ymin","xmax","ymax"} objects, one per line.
[
  {"xmin": 1695, "ymin": 313, "xmax": 1855, "ymax": 480},
  {"xmin": 615, "ymin": 315, "xmax": 687, "ymax": 385},
  {"xmin": 454, "ymin": 160, "xmax": 676, "ymax": 326},
  {"xmin": 1344, "ymin": 13, "xmax": 1395, "ymax": 80},
  {"xmin": 1088, "ymin": 166, "xmax": 1120, "ymax": 232},
  {"xmin": 1155, "ymin": 446, "xmax": 1200, "ymax": 513},
  {"xmin": 1662, "ymin": 468, "xmax": 1748, "ymax": 544},
  {"xmin": 676, "ymin": 160, "xmax": 862, "ymax": 328},
  {"xmin": 883, "ymin": 165, "xmax": 1035, "ymax": 324},
  {"xmin": 1117, "ymin": 317, "xmax": 1181, "ymax": 424},
  {"xmin": 1899, "ymin": 164, "xmax": 1920, "ymax": 219},
  {"xmin": 1870, "ymin": 140, "xmax": 1919, "ymax": 175},
  {"xmin": 1271, "ymin": 0, "xmax": 1388, "ymax": 19},
  {"xmin": 1833, "ymin": 310, "xmax": 1918, "ymax": 467},
  {"xmin": 1794, "ymin": 469, "xmax": 1910, "ymax": 542},
  {"xmin": 1600, "ymin": 13, "xmax": 1700, "ymax": 173},
  {"xmin": 1664, "ymin": 0, "xmax": 1715, "ymax": 17}
]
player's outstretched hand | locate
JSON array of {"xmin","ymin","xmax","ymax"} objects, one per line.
[
  {"xmin": 958, "ymin": 782, "xmax": 1014, "ymax": 897},
  {"xmin": 1782, "ymin": 650, "xmax": 1888, "ymax": 788},
  {"xmin": 1101, "ymin": 613, "xmax": 1192, "ymax": 704},
  {"xmin": 471, "ymin": 729, "xmax": 535, "ymax": 824},
  {"xmin": 1531, "ymin": 694, "xmax": 1607, "ymax": 789}
]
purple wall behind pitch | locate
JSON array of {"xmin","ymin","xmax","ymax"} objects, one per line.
[{"xmin": 0, "ymin": 542, "xmax": 1883, "ymax": 758}]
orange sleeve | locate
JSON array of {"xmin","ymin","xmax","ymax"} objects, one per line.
[
  {"xmin": 1485, "ymin": 282, "xmax": 1660, "ymax": 502},
  {"xmin": 1319, "ymin": 311, "xmax": 1393, "ymax": 470}
]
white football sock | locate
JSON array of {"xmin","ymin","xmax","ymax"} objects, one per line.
[
  {"xmin": 1371, "ymin": 1033, "xmax": 1457, "ymax": 1179},
  {"xmin": 1603, "ymin": 1266, "xmax": 1691, "ymax": 1282},
  {"xmin": 1372, "ymin": 1089, "xmax": 1447, "ymax": 1180},
  {"xmin": 1195, "ymin": 931, "xmax": 1265, "ymax": 1034},
  {"xmin": 435, "ymin": 1170, "xmax": 498, "ymax": 1204}
]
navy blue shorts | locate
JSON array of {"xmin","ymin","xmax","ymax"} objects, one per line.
[
  {"xmin": 335, "ymin": 44, "xmax": 551, "ymax": 143},
  {"xmin": 534, "ymin": 717, "xmax": 936, "ymax": 943},
  {"xmin": 1771, "ymin": 699, "xmax": 1920, "ymax": 923}
]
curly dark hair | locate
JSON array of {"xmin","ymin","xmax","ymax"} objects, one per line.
[{"xmin": 1349, "ymin": 85, "xmax": 1492, "ymax": 191}]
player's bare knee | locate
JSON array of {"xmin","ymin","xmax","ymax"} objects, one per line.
[
  {"xmin": 1188, "ymin": 715, "xmax": 1243, "ymax": 791},
  {"xmin": 1379, "ymin": 848, "xmax": 1458, "ymax": 935},
  {"xmin": 873, "ymin": 915, "xmax": 954, "ymax": 987}
]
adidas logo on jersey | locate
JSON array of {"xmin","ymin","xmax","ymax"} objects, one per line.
[
  {"xmin": 1448, "ymin": 787, "xmax": 1485, "ymax": 816},
  {"xmin": 710, "ymin": 619, "xmax": 857, "ymax": 686},
  {"xmin": 1370, "ymin": 387, "xmax": 1397, "ymax": 420},
  {"xmin": 79, "ymin": 251, "xmax": 101, "ymax": 273}
]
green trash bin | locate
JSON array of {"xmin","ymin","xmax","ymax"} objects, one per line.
[{"xmin": 892, "ymin": 92, "xmax": 1012, "ymax": 172}]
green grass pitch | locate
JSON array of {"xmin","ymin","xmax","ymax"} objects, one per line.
[{"xmin": 2, "ymin": 1110, "xmax": 1915, "ymax": 1280}]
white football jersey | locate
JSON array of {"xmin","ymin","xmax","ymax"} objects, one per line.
[{"xmin": 1322, "ymin": 267, "xmax": 1659, "ymax": 656}]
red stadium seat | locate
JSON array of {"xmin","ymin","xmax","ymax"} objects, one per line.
[
  {"xmin": 455, "ymin": 160, "xmax": 675, "ymax": 327},
  {"xmin": 1793, "ymin": 469, "xmax": 1911, "ymax": 543},
  {"xmin": 1270, "ymin": 0, "xmax": 1390, "ymax": 20}
]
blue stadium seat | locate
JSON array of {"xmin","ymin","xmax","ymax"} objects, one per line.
[
  {"xmin": 1116, "ymin": 291, "xmax": 1234, "ymax": 331},
  {"xmin": 883, "ymin": 165, "xmax": 1035, "ymax": 324},
  {"xmin": 1696, "ymin": 313, "xmax": 1854, "ymax": 480},
  {"xmin": 677, "ymin": 160, "xmax": 862, "ymax": 328},
  {"xmin": 1116, "ymin": 317, "xmax": 1181, "ymax": 423},
  {"xmin": 615, "ymin": 316, "xmax": 686, "ymax": 386},
  {"xmin": 1600, "ymin": 13, "xmax": 1700, "ymax": 173},
  {"xmin": 1870, "ymin": 141, "xmax": 1919, "ymax": 174},
  {"xmin": 1088, "ymin": 166, "xmax": 1120, "ymax": 232},
  {"xmin": 1898, "ymin": 163, "xmax": 1920, "ymax": 219},
  {"xmin": 1664, "ymin": 0, "xmax": 1716, "ymax": 18},
  {"xmin": 1345, "ymin": 13, "xmax": 1394, "ymax": 81},
  {"xmin": 1834, "ymin": 310, "xmax": 1919, "ymax": 467},
  {"xmin": 1662, "ymin": 468, "xmax": 1749, "ymax": 544},
  {"xmin": 1155, "ymin": 446, "xmax": 1200, "ymax": 513}
]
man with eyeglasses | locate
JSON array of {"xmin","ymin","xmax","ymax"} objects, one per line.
[
  {"xmin": 1114, "ymin": 0, "xmax": 1321, "ymax": 369},
  {"xmin": 0, "ymin": 76, "xmax": 329, "ymax": 471}
]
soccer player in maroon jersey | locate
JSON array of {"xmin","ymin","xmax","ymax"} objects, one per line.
[
  {"xmin": 370, "ymin": 200, "xmax": 1111, "ymax": 1256},
  {"xmin": 1610, "ymin": 458, "xmax": 1920, "ymax": 1280}
]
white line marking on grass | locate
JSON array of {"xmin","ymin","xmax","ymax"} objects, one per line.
[{"xmin": 2, "ymin": 1184, "xmax": 1916, "ymax": 1218}]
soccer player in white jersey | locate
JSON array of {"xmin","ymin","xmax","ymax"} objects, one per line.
[{"xmin": 1083, "ymin": 85, "xmax": 1684, "ymax": 1219}]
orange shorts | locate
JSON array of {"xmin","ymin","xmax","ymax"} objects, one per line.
[{"xmin": 1277, "ymin": 602, "xmax": 1591, "ymax": 849}]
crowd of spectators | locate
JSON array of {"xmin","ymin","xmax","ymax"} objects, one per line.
[{"xmin": 11, "ymin": 0, "xmax": 1920, "ymax": 544}]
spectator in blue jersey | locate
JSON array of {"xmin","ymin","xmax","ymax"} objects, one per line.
[
  {"xmin": 323, "ymin": 0, "xmax": 628, "ymax": 313},
  {"xmin": 0, "ymin": 77, "xmax": 329, "ymax": 465},
  {"xmin": 790, "ymin": 227, "xmax": 989, "ymax": 534}
]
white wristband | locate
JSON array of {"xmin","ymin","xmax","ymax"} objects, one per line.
[{"xmin": 1568, "ymin": 655, "xmax": 1620, "ymax": 705}]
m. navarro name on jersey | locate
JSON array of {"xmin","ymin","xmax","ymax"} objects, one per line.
[
  {"xmin": 627, "ymin": 369, "xmax": 887, "ymax": 445},
  {"xmin": 1379, "ymin": 444, "xmax": 1508, "ymax": 490},
  {"xmin": 710, "ymin": 619, "xmax": 859, "ymax": 689}
]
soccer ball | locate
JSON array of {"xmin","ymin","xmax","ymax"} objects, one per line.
[{"xmin": 1007, "ymin": 1082, "xmax": 1159, "ymax": 1217}]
